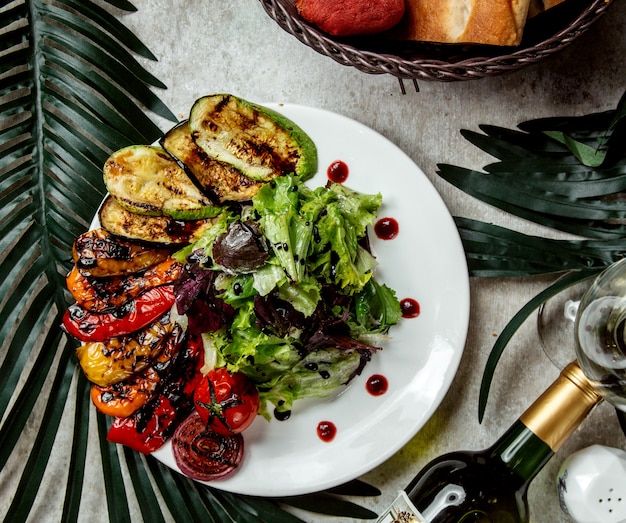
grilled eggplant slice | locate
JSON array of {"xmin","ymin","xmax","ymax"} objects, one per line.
[
  {"xmin": 99, "ymin": 196, "xmax": 215, "ymax": 245},
  {"xmin": 103, "ymin": 144, "xmax": 221, "ymax": 220},
  {"xmin": 188, "ymin": 94, "xmax": 317, "ymax": 182},
  {"xmin": 160, "ymin": 120, "xmax": 265, "ymax": 203},
  {"xmin": 72, "ymin": 228, "xmax": 173, "ymax": 277}
]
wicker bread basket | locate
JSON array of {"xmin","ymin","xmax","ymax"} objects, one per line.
[{"xmin": 259, "ymin": 0, "xmax": 614, "ymax": 88}]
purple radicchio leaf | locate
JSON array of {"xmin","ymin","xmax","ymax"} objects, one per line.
[
  {"xmin": 213, "ymin": 220, "xmax": 269, "ymax": 274},
  {"xmin": 174, "ymin": 249, "xmax": 234, "ymax": 334}
]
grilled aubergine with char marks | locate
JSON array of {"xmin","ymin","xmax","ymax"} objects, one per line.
[
  {"xmin": 189, "ymin": 94, "xmax": 318, "ymax": 182},
  {"xmin": 99, "ymin": 196, "xmax": 215, "ymax": 245},
  {"xmin": 103, "ymin": 144, "xmax": 222, "ymax": 220},
  {"xmin": 72, "ymin": 228, "xmax": 173, "ymax": 277},
  {"xmin": 160, "ymin": 120, "xmax": 265, "ymax": 203}
]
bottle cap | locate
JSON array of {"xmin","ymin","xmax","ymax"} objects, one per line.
[
  {"xmin": 562, "ymin": 360, "xmax": 604, "ymax": 404},
  {"xmin": 520, "ymin": 361, "xmax": 602, "ymax": 451}
]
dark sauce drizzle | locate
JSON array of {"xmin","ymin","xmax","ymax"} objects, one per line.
[
  {"xmin": 374, "ymin": 217, "xmax": 399, "ymax": 240},
  {"xmin": 327, "ymin": 160, "xmax": 349, "ymax": 183},
  {"xmin": 317, "ymin": 421, "xmax": 336, "ymax": 442},
  {"xmin": 400, "ymin": 298, "xmax": 421, "ymax": 318}
]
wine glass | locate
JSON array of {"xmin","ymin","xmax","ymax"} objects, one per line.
[
  {"xmin": 537, "ymin": 274, "xmax": 594, "ymax": 369},
  {"xmin": 574, "ymin": 258, "xmax": 626, "ymax": 411},
  {"xmin": 538, "ymin": 258, "xmax": 626, "ymax": 411}
]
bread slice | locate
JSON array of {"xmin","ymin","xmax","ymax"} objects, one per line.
[{"xmin": 391, "ymin": 0, "xmax": 532, "ymax": 46}]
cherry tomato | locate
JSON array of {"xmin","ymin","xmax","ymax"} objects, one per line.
[
  {"xmin": 62, "ymin": 284, "xmax": 175, "ymax": 342},
  {"xmin": 194, "ymin": 368, "xmax": 260, "ymax": 436}
]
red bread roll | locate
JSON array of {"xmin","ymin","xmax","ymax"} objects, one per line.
[{"xmin": 295, "ymin": 0, "xmax": 406, "ymax": 36}]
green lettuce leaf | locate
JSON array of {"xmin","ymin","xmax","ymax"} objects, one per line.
[
  {"xmin": 253, "ymin": 175, "xmax": 382, "ymax": 297},
  {"xmin": 351, "ymin": 278, "xmax": 402, "ymax": 336},
  {"xmin": 257, "ymin": 348, "xmax": 366, "ymax": 418}
]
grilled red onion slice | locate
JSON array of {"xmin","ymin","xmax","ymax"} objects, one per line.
[{"xmin": 172, "ymin": 412, "xmax": 244, "ymax": 481}]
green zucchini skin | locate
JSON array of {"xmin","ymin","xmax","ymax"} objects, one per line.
[
  {"xmin": 98, "ymin": 196, "xmax": 215, "ymax": 244},
  {"xmin": 188, "ymin": 94, "xmax": 318, "ymax": 182},
  {"xmin": 160, "ymin": 121, "xmax": 264, "ymax": 203},
  {"xmin": 103, "ymin": 144, "xmax": 221, "ymax": 220}
]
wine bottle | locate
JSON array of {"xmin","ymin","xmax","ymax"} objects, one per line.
[{"xmin": 376, "ymin": 361, "xmax": 602, "ymax": 523}]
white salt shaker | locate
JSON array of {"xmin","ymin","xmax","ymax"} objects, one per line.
[{"xmin": 557, "ymin": 444, "xmax": 626, "ymax": 523}]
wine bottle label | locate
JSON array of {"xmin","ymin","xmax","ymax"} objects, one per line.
[{"xmin": 375, "ymin": 491, "xmax": 427, "ymax": 523}]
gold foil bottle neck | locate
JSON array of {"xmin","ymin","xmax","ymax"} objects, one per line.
[
  {"xmin": 519, "ymin": 360, "xmax": 602, "ymax": 452},
  {"xmin": 561, "ymin": 360, "xmax": 603, "ymax": 404}
]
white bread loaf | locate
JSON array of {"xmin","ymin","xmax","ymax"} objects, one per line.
[{"xmin": 391, "ymin": 0, "xmax": 532, "ymax": 46}]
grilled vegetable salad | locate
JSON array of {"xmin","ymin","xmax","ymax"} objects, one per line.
[{"xmin": 62, "ymin": 94, "xmax": 401, "ymax": 481}]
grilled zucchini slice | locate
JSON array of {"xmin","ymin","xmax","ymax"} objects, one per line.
[
  {"xmin": 103, "ymin": 145, "xmax": 221, "ymax": 220},
  {"xmin": 160, "ymin": 121, "xmax": 265, "ymax": 203},
  {"xmin": 188, "ymin": 94, "xmax": 317, "ymax": 182},
  {"xmin": 99, "ymin": 196, "xmax": 215, "ymax": 244}
]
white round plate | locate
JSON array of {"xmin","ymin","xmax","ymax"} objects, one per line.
[{"xmin": 152, "ymin": 103, "xmax": 470, "ymax": 496}]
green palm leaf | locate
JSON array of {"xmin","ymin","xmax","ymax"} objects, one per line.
[
  {"xmin": 1, "ymin": 2, "xmax": 380, "ymax": 520},
  {"xmin": 437, "ymin": 88, "xmax": 626, "ymax": 421},
  {"xmin": 1, "ymin": 0, "xmax": 174, "ymax": 520}
]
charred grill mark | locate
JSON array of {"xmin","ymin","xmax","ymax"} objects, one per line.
[
  {"xmin": 118, "ymin": 197, "xmax": 159, "ymax": 214},
  {"xmin": 215, "ymin": 93, "xmax": 232, "ymax": 115},
  {"xmin": 162, "ymin": 181, "xmax": 186, "ymax": 197},
  {"xmin": 236, "ymin": 112, "xmax": 259, "ymax": 132},
  {"xmin": 246, "ymin": 139, "xmax": 274, "ymax": 166},
  {"xmin": 156, "ymin": 150, "xmax": 173, "ymax": 161},
  {"xmin": 204, "ymin": 119, "xmax": 219, "ymax": 133}
]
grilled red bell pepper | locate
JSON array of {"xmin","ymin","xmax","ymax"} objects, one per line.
[
  {"xmin": 107, "ymin": 394, "xmax": 179, "ymax": 454},
  {"xmin": 62, "ymin": 284, "xmax": 175, "ymax": 342},
  {"xmin": 106, "ymin": 335, "xmax": 204, "ymax": 454},
  {"xmin": 66, "ymin": 258, "xmax": 182, "ymax": 313}
]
